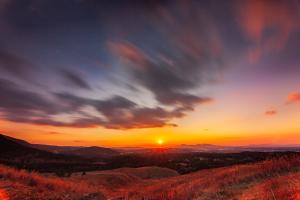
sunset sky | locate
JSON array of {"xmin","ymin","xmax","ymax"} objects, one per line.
[{"xmin": 0, "ymin": 0, "xmax": 300, "ymax": 147}]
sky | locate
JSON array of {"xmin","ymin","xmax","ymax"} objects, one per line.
[{"xmin": 0, "ymin": 0, "xmax": 300, "ymax": 147}]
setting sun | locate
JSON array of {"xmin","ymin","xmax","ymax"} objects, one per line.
[{"xmin": 157, "ymin": 139, "xmax": 164, "ymax": 145}]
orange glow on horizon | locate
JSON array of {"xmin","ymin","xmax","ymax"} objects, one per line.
[{"xmin": 1, "ymin": 114, "xmax": 300, "ymax": 147}]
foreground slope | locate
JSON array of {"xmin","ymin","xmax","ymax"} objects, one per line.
[
  {"xmin": 1, "ymin": 156, "xmax": 300, "ymax": 199},
  {"xmin": 0, "ymin": 165, "xmax": 106, "ymax": 200},
  {"xmin": 71, "ymin": 166, "xmax": 179, "ymax": 188},
  {"xmin": 114, "ymin": 155, "xmax": 300, "ymax": 200}
]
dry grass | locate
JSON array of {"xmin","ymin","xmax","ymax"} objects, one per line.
[
  {"xmin": 1, "ymin": 156, "xmax": 300, "ymax": 200},
  {"xmin": 111, "ymin": 166, "xmax": 179, "ymax": 179},
  {"xmin": 238, "ymin": 172, "xmax": 300, "ymax": 200},
  {"xmin": 113, "ymin": 155, "xmax": 300, "ymax": 200},
  {"xmin": 0, "ymin": 165, "xmax": 104, "ymax": 200}
]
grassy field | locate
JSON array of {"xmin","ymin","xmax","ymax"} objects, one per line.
[{"xmin": 1, "ymin": 155, "xmax": 300, "ymax": 200}]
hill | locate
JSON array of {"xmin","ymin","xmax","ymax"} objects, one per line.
[
  {"xmin": 70, "ymin": 166, "xmax": 178, "ymax": 189},
  {"xmin": 111, "ymin": 155, "xmax": 300, "ymax": 199},
  {"xmin": 0, "ymin": 164, "xmax": 105, "ymax": 200},
  {"xmin": 33, "ymin": 144, "xmax": 82, "ymax": 154},
  {"xmin": 0, "ymin": 133, "xmax": 120, "ymax": 158},
  {"xmin": 63, "ymin": 146, "xmax": 120, "ymax": 158},
  {"xmin": 0, "ymin": 133, "xmax": 81, "ymax": 154},
  {"xmin": 0, "ymin": 134, "xmax": 54, "ymax": 158},
  {"xmin": 113, "ymin": 166, "xmax": 179, "ymax": 179},
  {"xmin": 2, "ymin": 133, "xmax": 300, "ymax": 177},
  {"xmin": 0, "ymin": 134, "xmax": 31, "ymax": 146},
  {"xmin": 0, "ymin": 134, "xmax": 100, "ymax": 173},
  {"xmin": 1, "ymin": 155, "xmax": 300, "ymax": 199}
]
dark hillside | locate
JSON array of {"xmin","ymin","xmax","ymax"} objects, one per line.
[{"xmin": 0, "ymin": 134, "xmax": 100, "ymax": 173}]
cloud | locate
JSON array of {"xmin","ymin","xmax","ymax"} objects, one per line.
[
  {"xmin": 101, "ymin": 107, "xmax": 178, "ymax": 130},
  {"xmin": 287, "ymin": 92, "xmax": 300, "ymax": 104},
  {"xmin": 47, "ymin": 132, "xmax": 63, "ymax": 135},
  {"xmin": 60, "ymin": 69, "xmax": 91, "ymax": 90},
  {"xmin": 107, "ymin": 1, "xmax": 222, "ymax": 119},
  {"xmin": 264, "ymin": 109, "xmax": 277, "ymax": 116},
  {"xmin": 106, "ymin": 2, "xmax": 222, "ymax": 127},
  {"xmin": 8, "ymin": 116, "xmax": 103, "ymax": 128},
  {"xmin": 0, "ymin": 48, "xmax": 33, "ymax": 80},
  {"xmin": 0, "ymin": 78, "xmax": 101, "ymax": 128},
  {"xmin": 54, "ymin": 92, "xmax": 196, "ymax": 129},
  {"xmin": 0, "ymin": 78, "xmax": 198, "ymax": 129},
  {"xmin": 109, "ymin": 42, "xmax": 146, "ymax": 65},
  {"xmin": 0, "ymin": 1, "xmax": 221, "ymax": 130},
  {"xmin": 236, "ymin": 0, "xmax": 300, "ymax": 62},
  {"xmin": 109, "ymin": 41, "xmax": 214, "ymax": 114},
  {"xmin": 0, "ymin": 78, "xmax": 59, "ymax": 114}
]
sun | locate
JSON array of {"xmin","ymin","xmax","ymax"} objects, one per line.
[{"xmin": 157, "ymin": 139, "xmax": 164, "ymax": 145}]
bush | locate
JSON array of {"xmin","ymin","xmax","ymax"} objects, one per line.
[{"xmin": 55, "ymin": 170, "xmax": 72, "ymax": 177}]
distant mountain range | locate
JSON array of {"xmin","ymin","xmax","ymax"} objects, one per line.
[
  {"xmin": 176, "ymin": 143, "xmax": 300, "ymax": 153},
  {"xmin": 117, "ymin": 143, "xmax": 300, "ymax": 154},
  {"xmin": 0, "ymin": 133, "xmax": 120, "ymax": 158},
  {"xmin": 63, "ymin": 146, "xmax": 120, "ymax": 158},
  {"xmin": 0, "ymin": 134, "xmax": 52, "ymax": 157},
  {"xmin": 1, "ymin": 133, "xmax": 300, "ymax": 160},
  {"xmin": 0, "ymin": 133, "xmax": 120, "ymax": 172},
  {"xmin": 0, "ymin": 134, "xmax": 94, "ymax": 172},
  {"xmin": 33, "ymin": 143, "xmax": 120, "ymax": 158}
]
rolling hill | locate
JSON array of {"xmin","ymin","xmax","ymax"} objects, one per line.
[
  {"xmin": 113, "ymin": 155, "xmax": 300, "ymax": 200},
  {"xmin": 32, "ymin": 144, "xmax": 82, "ymax": 154},
  {"xmin": 1, "ymin": 155, "xmax": 300, "ymax": 199},
  {"xmin": 0, "ymin": 133, "xmax": 120, "ymax": 159},
  {"xmin": 70, "ymin": 166, "xmax": 179, "ymax": 189},
  {"xmin": 63, "ymin": 146, "xmax": 120, "ymax": 158},
  {"xmin": 0, "ymin": 134, "xmax": 53, "ymax": 157},
  {"xmin": 0, "ymin": 134, "xmax": 102, "ymax": 173}
]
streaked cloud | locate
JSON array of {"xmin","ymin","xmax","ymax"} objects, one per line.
[
  {"xmin": 109, "ymin": 40, "xmax": 215, "ymax": 118},
  {"xmin": 60, "ymin": 69, "xmax": 92, "ymax": 90},
  {"xmin": 0, "ymin": 48, "xmax": 33, "ymax": 80},
  {"xmin": 287, "ymin": 92, "xmax": 300, "ymax": 104},
  {"xmin": 236, "ymin": 0, "xmax": 300, "ymax": 62},
  {"xmin": 55, "ymin": 92, "xmax": 211, "ymax": 129},
  {"xmin": 0, "ymin": 78, "xmax": 211, "ymax": 129}
]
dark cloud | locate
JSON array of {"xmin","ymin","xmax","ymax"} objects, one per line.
[
  {"xmin": 0, "ymin": 49, "xmax": 33, "ymax": 80},
  {"xmin": 7, "ymin": 116, "xmax": 103, "ymax": 128},
  {"xmin": 264, "ymin": 109, "xmax": 277, "ymax": 116},
  {"xmin": 0, "ymin": 78, "xmax": 57, "ymax": 114},
  {"xmin": 60, "ymin": 69, "xmax": 91, "ymax": 90},
  {"xmin": 0, "ymin": 78, "xmax": 101, "ymax": 128},
  {"xmin": 94, "ymin": 96, "xmax": 136, "ymax": 112},
  {"xmin": 102, "ymin": 107, "xmax": 177, "ymax": 129},
  {"xmin": 54, "ymin": 92, "xmax": 89, "ymax": 110},
  {"xmin": 54, "ymin": 92, "xmax": 195, "ymax": 129},
  {"xmin": 0, "ymin": 78, "xmax": 203, "ymax": 129}
]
